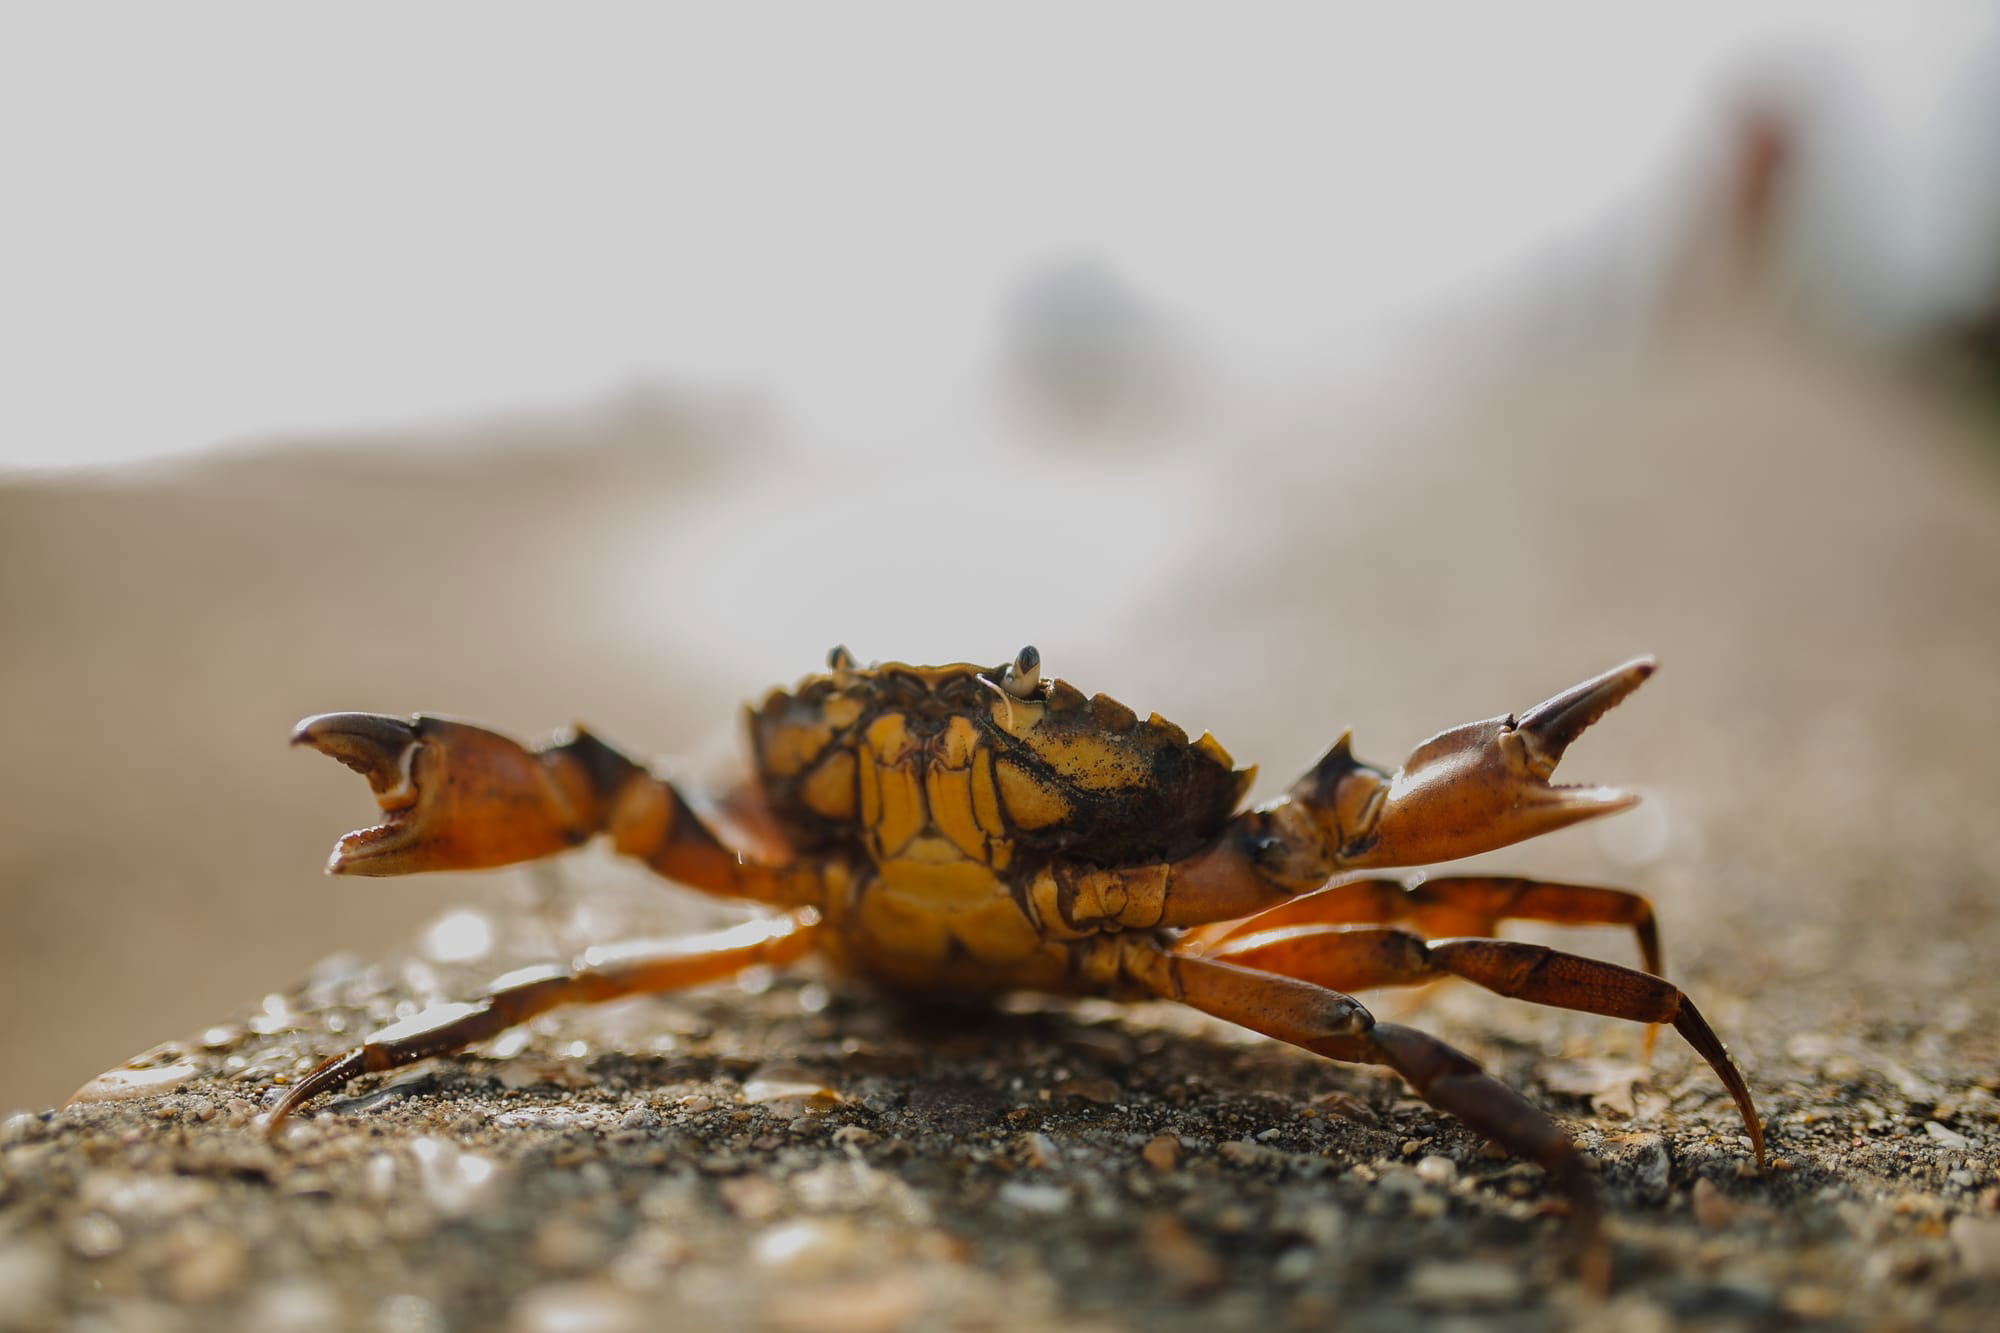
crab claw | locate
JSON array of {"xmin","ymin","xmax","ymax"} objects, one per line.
[
  {"xmin": 1320, "ymin": 659, "xmax": 1656, "ymax": 871},
  {"xmin": 292, "ymin": 713, "xmax": 596, "ymax": 876}
]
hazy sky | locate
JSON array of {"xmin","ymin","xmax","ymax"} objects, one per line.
[{"xmin": 4, "ymin": 3, "xmax": 1994, "ymax": 468}]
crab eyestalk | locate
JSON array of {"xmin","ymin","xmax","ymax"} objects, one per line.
[{"xmin": 1298, "ymin": 659, "xmax": 1657, "ymax": 871}]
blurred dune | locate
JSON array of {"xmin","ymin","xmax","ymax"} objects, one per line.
[{"xmin": 0, "ymin": 393, "xmax": 765, "ymax": 1111}]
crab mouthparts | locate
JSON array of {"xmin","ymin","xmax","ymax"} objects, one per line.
[{"xmin": 291, "ymin": 713, "xmax": 425, "ymax": 873}]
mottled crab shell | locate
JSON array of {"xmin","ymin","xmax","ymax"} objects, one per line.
[{"xmin": 749, "ymin": 658, "xmax": 1255, "ymax": 869}]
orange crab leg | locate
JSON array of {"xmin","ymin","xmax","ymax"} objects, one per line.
[
  {"xmin": 291, "ymin": 714, "xmax": 823, "ymax": 909},
  {"xmin": 1184, "ymin": 876, "xmax": 1662, "ymax": 978},
  {"xmin": 1180, "ymin": 874, "xmax": 1666, "ymax": 1056},
  {"xmin": 266, "ymin": 913, "xmax": 820, "ymax": 1135},
  {"xmin": 1116, "ymin": 938, "xmax": 1610, "ymax": 1288},
  {"xmin": 1198, "ymin": 926, "xmax": 1763, "ymax": 1162}
]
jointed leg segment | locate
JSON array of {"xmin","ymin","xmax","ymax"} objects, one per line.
[
  {"xmin": 266, "ymin": 914, "xmax": 818, "ymax": 1135},
  {"xmin": 1187, "ymin": 875, "xmax": 1662, "ymax": 978},
  {"xmin": 1118, "ymin": 941, "xmax": 1609, "ymax": 1283},
  {"xmin": 1194, "ymin": 925, "xmax": 1762, "ymax": 1161}
]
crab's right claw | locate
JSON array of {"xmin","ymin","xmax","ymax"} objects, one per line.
[
  {"xmin": 1300, "ymin": 659, "xmax": 1657, "ymax": 872},
  {"xmin": 292, "ymin": 713, "xmax": 597, "ymax": 876}
]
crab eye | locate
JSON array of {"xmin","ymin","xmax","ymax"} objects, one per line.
[
  {"xmin": 1001, "ymin": 645, "xmax": 1041, "ymax": 699},
  {"xmin": 827, "ymin": 645, "xmax": 855, "ymax": 672}
]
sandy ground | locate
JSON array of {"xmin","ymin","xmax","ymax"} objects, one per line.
[{"xmin": 4, "ymin": 311, "xmax": 2000, "ymax": 1328}]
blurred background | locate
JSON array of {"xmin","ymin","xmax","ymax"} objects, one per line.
[{"xmin": 5, "ymin": 4, "xmax": 2000, "ymax": 1115}]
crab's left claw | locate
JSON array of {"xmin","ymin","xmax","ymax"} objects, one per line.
[
  {"xmin": 293, "ymin": 713, "xmax": 606, "ymax": 876},
  {"xmin": 1300, "ymin": 659, "xmax": 1656, "ymax": 872}
]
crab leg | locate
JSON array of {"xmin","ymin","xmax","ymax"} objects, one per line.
[
  {"xmin": 1179, "ymin": 874, "xmax": 1666, "ymax": 1055},
  {"xmin": 291, "ymin": 714, "xmax": 822, "ymax": 908},
  {"xmin": 1195, "ymin": 925, "xmax": 1762, "ymax": 1161},
  {"xmin": 1184, "ymin": 876, "xmax": 1661, "ymax": 977},
  {"xmin": 1117, "ymin": 938, "xmax": 1611, "ymax": 1288},
  {"xmin": 266, "ymin": 913, "xmax": 820, "ymax": 1135}
]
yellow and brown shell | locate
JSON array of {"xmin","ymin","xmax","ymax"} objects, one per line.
[{"xmin": 748, "ymin": 648, "xmax": 1253, "ymax": 872}]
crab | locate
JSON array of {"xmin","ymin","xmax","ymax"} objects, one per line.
[{"xmin": 278, "ymin": 649, "xmax": 1762, "ymax": 1278}]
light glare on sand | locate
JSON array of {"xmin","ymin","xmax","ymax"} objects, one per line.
[{"xmin": 421, "ymin": 909, "xmax": 495, "ymax": 964}]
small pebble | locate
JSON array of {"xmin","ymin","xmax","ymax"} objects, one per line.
[
  {"xmin": 1313, "ymin": 1091, "xmax": 1378, "ymax": 1124},
  {"xmin": 1140, "ymin": 1213, "xmax": 1222, "ymax": 1293},
  {"xmin": 376, "ymin": 1292, "xmax": 447, "ymax": 1333},
  {"xmin": 1141, "ymin": 1135, "xmax": 1181, "ymax": 1172},
  {"xmin": 1052, "ymin": 1076, "xmax": 1120, "ymax": 1104},
  {"xmin": 67, "ymin": 1060, "xmax": 202, "ymax": 1103},
  {"xmin": 1781, "ymin": 1286, "xmax": 1843, "ymax": 1319},
  {"xmin": 1218, "ymin": 1140, "xmax": 1284, "ymax": 1168},
  {"xmin": 1406, "ymin": 1189, "xmax": 1446, "ymax": 1220},
  {"xmin": 998, "ymin": 1182, "xmax": 1070, "ymax": 1214},
  {"xmin": 1924, "ymin": 1121, "xmax": 1971, "ymax": 1150},
  {"xmin": 1691, "ymin": 1178, "xmax": 1736, "ymax": 1229},
  {"xmin": 1414, "ymin": 1154, "xmax": 1457, "ymax": 1186},
  {"xmin": 608, "ymin": 1226, "xmax": 692, "ymax": 1289},
  {"xmin": 763, "ymin": 1273, "xmax": 928, "ymax": 1333},
  {"xmin": 1213, "ymin": 1205, "xmax": 1252, "ymax": 1234},
  {"xmin": 1272, "ymin": 1247, "xmax": 1316, "ymax": 1284},
  {"xmin": 1405, "ymin": 1260, "xmax": 1524, "ymax": 1308},
  {"xmin": 510, "ymin": 1282, "xmax": 647, "ymax": 1333},
  {"xmin": 1017, "ymin": 1131, "xmax": 1059, "ymax": 1169},
  {"xmin": 408, "ymin": 1137, "xmax": 501, "ymax": 1217},
  {"xmin": 743, "ymin": 1067, "xmax": 839, "ymax": 1106},
  {"xmin": 1863, "ymin": 1245, "xmax": 1934, "ymax": 1286},
  {"xmin": 617, "ymin": 1105, "xmax": 660, "ymax": 1131},
  {"xmin": 168, "ymin": 1234, "xmax": 247, "ymax": 1303},
  {"xmin": 68, "ymin": 1213, "xmax": 123, "ymax": 1259},
  {"xmin": 752, "ymin": 1218, "xmax": 866, "ymax": 1276},
  {"xmin": 1603, "ymin": 1132, "xmax": 1672, "ymax": 1206},
  {"xmin": 242, "ymin": 1281, "xmax": 343, "ymax": 1333},
  {"xmin": 1949, "ymin": 1214, "xmax": 2000, "ymax": 1278},
  {"xmin": 720, "ymin": 1175, "xmax": 786, "ymax": 1221},
  {"xmin": 831, "ymin": 1125, "xmax": 877, "ymax": 1147},
  {"xmin": 534, "ymin": 1217, "xmax": 612, "ymax": 1273}
]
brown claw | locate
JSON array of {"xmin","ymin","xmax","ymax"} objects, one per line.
[
  {"xmin": 1514, "ymin": 657, "xmax": 1656, "ymax": 780},
  {"xmin": 292, "ymin": 713, "xmax": 593, "ymax": 876},
  {"xmin": 293, "ymin": 713, "xmax": 423, "ymax": 801},
  {"xmin": 1320, "ymin": 659, "xmax": 1657, "ymax": 870}
]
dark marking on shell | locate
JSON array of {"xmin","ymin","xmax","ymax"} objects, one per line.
[{"xmin": 749, "ymin": 659, "xmax": 1251, "ymax": 869}]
